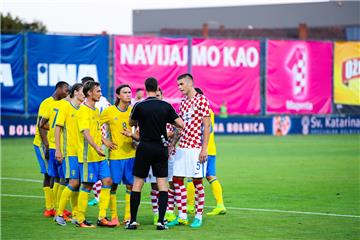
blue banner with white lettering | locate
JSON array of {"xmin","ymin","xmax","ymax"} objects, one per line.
[
  {"xmin": 27, "ymin": 32, "xmax": 109, "ymax": 114},
  {"xmin": 1, "ymin": 34, "xmax": 24, "ymax": 115}
]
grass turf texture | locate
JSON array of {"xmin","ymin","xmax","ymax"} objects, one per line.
[{"xmin": 1, "ymin": 135, "xmax": 359, "ymax": 239}]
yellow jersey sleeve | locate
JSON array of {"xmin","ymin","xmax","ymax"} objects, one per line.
[
  {"xmin": 33, "ymin": 97, "xmax": 55, "ymax": 146},
  {"xmin": 207, "ymin": 109, "xmax": 217, "ymax": 156},
  {"xmin": 100, "ymin": 107, "xmax": 110, "ymax": 125}
]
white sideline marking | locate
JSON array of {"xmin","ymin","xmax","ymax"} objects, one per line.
[{"xmin": 1, "ymin": 177, "xmax": 360, "ymax": 219}]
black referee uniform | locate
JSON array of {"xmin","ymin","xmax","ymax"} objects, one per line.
[{"xmin": 130, "ymin": 96, "xmax": 179, "ymax": 178}]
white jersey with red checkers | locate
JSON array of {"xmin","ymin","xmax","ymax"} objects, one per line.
[{"xmin": 178, "ymin": 92, "xmax": 210, "ymax": 149}]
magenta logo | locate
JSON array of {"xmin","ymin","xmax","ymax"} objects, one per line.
[{"xmin": 286, "ymin": 47, "xmax": 307, "ymax": 99}]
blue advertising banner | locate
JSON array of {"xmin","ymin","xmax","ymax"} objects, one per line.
[
  {"xmin": 214, "ymin": 117, "xmax": 272, "ymax": 135},
  {"xmin": 27, "ymin": 32, "xmax": 109, "ymax": 114},
  {"xmin": 1, "ymin": 117, "xmax": 36, "ymax": 138},
  {"xmin": 300, "ymin": 115, "xmax": 360, "ymax": 135},
  {"xmin": 0, "ymin": 34, "xmax": 24, "ymax": 115}
]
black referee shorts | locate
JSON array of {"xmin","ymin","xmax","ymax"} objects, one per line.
[{"xmin": 133, "ymin": 141, "xmax": 169, "ymax": 179}]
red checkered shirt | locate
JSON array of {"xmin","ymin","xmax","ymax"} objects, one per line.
[{"xmin": 178, "ymin": 93, "xmax": 210, "ymax": 149}]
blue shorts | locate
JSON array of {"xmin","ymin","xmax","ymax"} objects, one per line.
[
  {"xmin": 110, "ymin": 158, "xmax": 135, "ymax": 185},
  {"xmin": 79, "ymin": 160, "xmax": 111, "ymax": 183},
  {"xmin": 48, "ymin": 148, "xmax": 64, "ymax": 178},
  {"xmin": 62, "ymin": 156, "xmax": 80, "ymax": 179},
  {"xmin": 34, "ymin": 145, "xmax": 48, "ymax": 174},
  {"xmin": 206, "ymin": 155, "xmax": 216, "ymax": 177}
]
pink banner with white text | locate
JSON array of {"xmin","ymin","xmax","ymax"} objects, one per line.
[
  {"xmin": 114, "ymin": 36, "xmax": 188, "ymax": 107},
  {"xmin": 266, "ymin": 40, "xmax": 333, "ymax": 114},
  {"xmin": 191, "ymin": 38, "xmax": 261, "ymax": 115}
]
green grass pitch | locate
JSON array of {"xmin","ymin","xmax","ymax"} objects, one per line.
[{"xmin": 1, "ymin": 135, "xmax": 359, "ymax": 239}]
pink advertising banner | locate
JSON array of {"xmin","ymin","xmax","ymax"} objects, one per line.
[
  {"xmin": 266, "ymin": 40, "xmax": 333, "ymax": 114},
  {"xmin": 114, "ymin": 35, "xmax": 188, "ymax": 107},
  {"xmin": 191, "ymin": 38, "xmax": 261, "ymax": 115}
]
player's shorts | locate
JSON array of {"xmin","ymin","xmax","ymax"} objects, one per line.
[
  {"xmin": 146, "ymin": 154, "xmax": 175, "ymax": 183},
  {"xmin": 109, "ymin": 158, "xmax": 135, "ymax": 185},
  {"xmin": 134, "ymin": 142, "xmax": 168, "ymax": 179},
  {"xmin": 173, "ymin": 148, "xmax": 207, "ymax": 178},
  {"xmin": 206, "ymin": 155, "xmax": 216, "ymax": 177},
  {"xmin": 34, "ymin": 145, "xmax": 48, "ymax": 174},
  {"xmin": 79, "ymin": 160, "xmax": 111, "ymax": 183},
  {"xmin": 48, "ymin": 148, "xmax": 64, "ymax": 178},
  {"xmin": 62, "ymin": 156, "xmax": 80, "ymax": 180}
]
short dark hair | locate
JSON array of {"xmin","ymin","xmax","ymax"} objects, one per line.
[
  {"xmin": 83, "ymin": 81, "xmax": 100, "ymax": 97},
  {"xmin": 70, "ymin": 83, "xmax": 83, "ymax": 98},
  {"xmin": 115, "ymin": 84, "xmax": 131, "ymax": 105},
  {"xmin": 55, "ymin": 81, "xmax": 69, "ymax": 90},
  {"xmin": 81, "ymin": 76, "xmax": 95, "ymax": 84},
  {"xmin": 145, "ymin": 77, "xmax": 158, "ymax": 92},
  {"xmin": 194, "ymin": 87, "xmax": 203, "ymax": 95},
  {"xmin": 177, "ymin": 73, "xmax": 193, "ymax": 81}
]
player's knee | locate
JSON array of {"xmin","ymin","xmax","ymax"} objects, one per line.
[
  {"xmin": 206, "ymin": 176, "xmax": 215, "ymax": 182},
  {"xmin": 102, "ymin": 177, "xmax": 112, "ymax": 187}
]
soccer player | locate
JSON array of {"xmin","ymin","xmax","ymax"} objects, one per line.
[
  {"xmin": 168, "ymin": 73, "xmax": 211, "ymax": 228},
  {"xmin": 39, "ymin": 81, "xmax": 70, "ymax": 216},
  {"xmin": 76, "ymin": 81, "xmax": 114, "ymax": 228},
  {"xmin": 126, "ymin": 77, "xmax": 184, "ymax": 230},
  {"xmin": 146, "ymin": 88, "xmax": 177, "ymax": 224},
  {"xmin": 80, "ymin": 77, "xmax": 111, "ymax": 207},
  {"xmin": 34, "ymin": 81, "xmax": 69, "ymax": 217},
  {"xmin": 53, "ymin": 83, "xmax": 85, "ymax": 226},
  {"xmin": 100, "ymin": 84, "xmax": 135, "ymax": 226},
  {"xmin": 186, "ymin": 88, "xmax": 227, "ymax": 216},
  {"xmin": 131, "ymin": 88, "xmax": 145, "ymax": 106}
]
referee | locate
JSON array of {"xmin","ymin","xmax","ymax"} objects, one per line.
[{"xmin": 126, "ymin": 77, "xmax": 184, "ymax": 230}]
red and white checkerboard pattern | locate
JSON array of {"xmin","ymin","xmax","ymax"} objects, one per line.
[
  {"xmin": 178, "ymin": 93, "xmax": 210, "ymax": 149},
  {"xmin": 166, "ymin": 123, "xmax": 176, "ymax": 155},
  {"xmin": 289, "ymin": 48, "xmax": 307, "ymax": 97}
]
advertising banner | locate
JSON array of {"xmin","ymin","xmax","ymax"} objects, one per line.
[
  {"xmin": 27, "ymin": 33, "xmax": 109, "ymax": 114},
  {"xmin": 1, "ymin": 34, "xmax": 24, "ymax": 115},
  {"xmin": 114, "ymin": 35, "xmax": 188, "ymax": 107},
  {"xmin": 191, "ymin": 38, "xmax": 261, "ymax": 115},
  {"xmin": 266, "ymin": 40, "xmax": 333, "ymax": 114},
  {"xmin": 334, "ymin": 41, "xmax": 360, "ymax": 106}
]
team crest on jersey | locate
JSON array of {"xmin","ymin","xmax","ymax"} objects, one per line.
[
  {"xmin": 71, "ymin": 114, "xmax": 75, "ymax": 118},
  {"xmin": 114, "ymin": 117, "xmax": 118, "ymax": 121}
]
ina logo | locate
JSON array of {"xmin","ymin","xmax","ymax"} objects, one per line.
[
  {"xmin": 37, "ymin": 63, "xmax": 99, "ymax": 86},
  {"xmin": 287, "ymin": 47, "xmax": 307, "ymax": 99}
]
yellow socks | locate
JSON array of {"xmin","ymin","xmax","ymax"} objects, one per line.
[
  {"xmin": 186, "ymin": 180, "xmax": 195, "ymax": 207},
  {"xmin": 209, "ymin": 178, "xmax": 224, "ymax": 207},
  {"xmin": 98, "ymin": 186, "xmax": 111, "ymax": 220},
  {"xmin": 124, "ymin": 189, "xmax": 131, "ymax": 220},
  {"xmin": 71, "ymin": 190, "xmax": 79, "ymax": 219},
  {"xmin": 57, "ymin": 185, "xmax": 73, "ymax": 216},
  {"xmin": 77, "ymin": 188, "xmax": 90, "ymax": 223},
  {"xmin": 43, "ymin": 187, "xmax": 53, "ymax": 210},
  {"xmin": 110, "ymin": 192, "xmax": 118, "ymax": 219},
  {"xmin": 57, "ymin": 184, "xmax": 66, "ymax": 210},
  {"xmin": 52, "ymin": 182, "xmax": 60, "ymax": 210}
]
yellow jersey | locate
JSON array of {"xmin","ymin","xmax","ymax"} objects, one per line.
[
  {"xmin": 42, "ymin": 99, "xmax": 66, "ymax": 149},
  {"xmin": 33, "ymin": 96, "xmax": 55, "ymax": 147},
  {"xmin": 100, "ymin": 105, "xmax": 135, "ymax": 160},
  {"xmin": 208, "ymin": 109, "xmax": 217, "ymax": 156},
  {"xmin": 77, "ymin": 104, "xmax": 105, "ymax": 163},
  {"xmin": 55, "ymin": 100, "xmax": 80, "ymax": 157}
]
